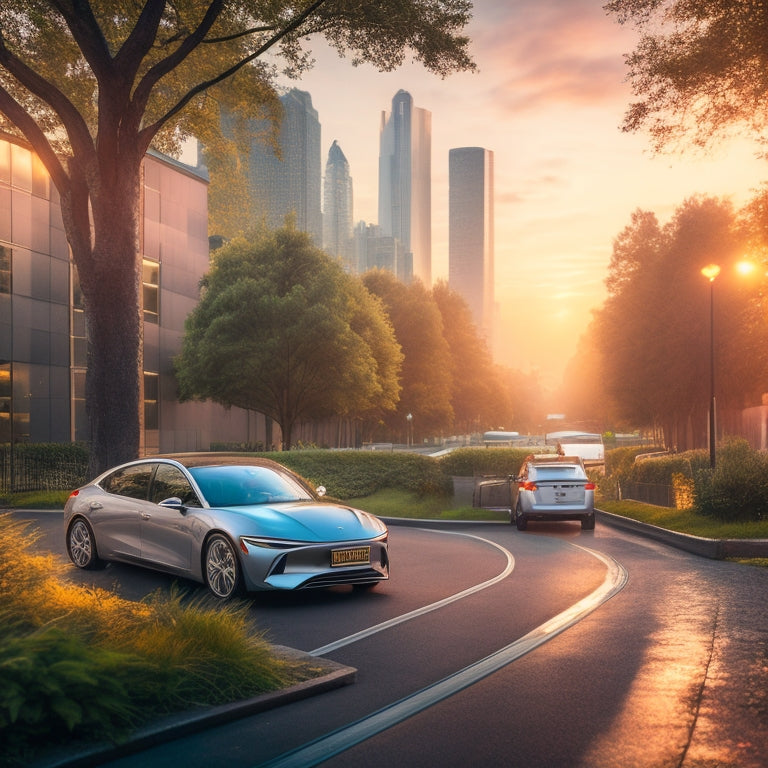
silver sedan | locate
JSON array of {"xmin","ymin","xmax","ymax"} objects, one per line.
[{"xmin": 64, "ymin": 453, "xmax": 389, "ymax": 599}]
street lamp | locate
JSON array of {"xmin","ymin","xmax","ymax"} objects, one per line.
[
  {"xmin": 406, "ymin": 412, "xmax": 413, "ymax": 448},
  {"xmin": 701, "ymin": 264, "xmax": 720, "ymax": 468}
]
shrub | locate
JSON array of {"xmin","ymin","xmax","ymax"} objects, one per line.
[
  {"xmin": 693, "ymin": 438, "xmax": 768, "ymax": 522},
  {"xmin": 437, "ymin": 447, "xmax": 533, "ymax": 478},
  {"xmin": 255, "ymin": 450, "xmax": 452, "ymax": 498}
]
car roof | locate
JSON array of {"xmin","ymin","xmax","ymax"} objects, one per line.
[
  {"xmin": 153, "ymin": 452, "xmax": 287, "ymax": 470},
  {"xmin": 523, "ymin": 454, "xmax": 584, "ymax": 465}
]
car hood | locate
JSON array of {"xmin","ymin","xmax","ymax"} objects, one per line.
[{"xmin": 211, "ymin": 501, "xmax": 386, "ymax": 542}]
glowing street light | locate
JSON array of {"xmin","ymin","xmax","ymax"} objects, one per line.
[{"xmin": 701, "ymin": 264, "xmax": 720, "ymax": 468}]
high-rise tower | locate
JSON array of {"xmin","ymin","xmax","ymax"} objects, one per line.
[
  {"xmin": 378, "ymin": 90, "xmax": 431, "ymax": 284},
  {"xmin": 449, "ymin": 147, "xmax": 495, "ymax": 339},
  {"xmin": 247, "ymin": 88, "xmax": 322, "ymax": 244},
  {"xmin": 323, "ymin": 140, "xmax": 354, "ymax": 271}
]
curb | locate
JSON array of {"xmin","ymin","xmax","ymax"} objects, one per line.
[
  {"xmin": 595, "ymin": 508, "xmax": 768, "ymax": 559},
  {"xmin": 30, "ymin": 648, "xmax": 356, "ymax": 768}
]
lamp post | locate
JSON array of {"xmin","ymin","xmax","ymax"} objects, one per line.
[
  {"xmin": 701, "ymin": 264, "xmax": 720, "ymax": 468},
  {"xmin": 406, "ymin": 412, "xmax": 413, "ymax": 448}
]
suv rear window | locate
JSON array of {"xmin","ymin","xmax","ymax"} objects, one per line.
[{"xmin": 531, "ymin": 466, "xmax": 584, "ymax": 480}]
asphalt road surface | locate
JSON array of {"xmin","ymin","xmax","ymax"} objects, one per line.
[{"xmin": 16, "ymin": 511, "xmax": 768, "ymax": 768}]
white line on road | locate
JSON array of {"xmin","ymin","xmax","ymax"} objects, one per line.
[
  {"xmin": 258, "ymin": 542, "xmax": 628, "ymax": 768},
  {"xmin": 309, "ymin": 529, "xmax": 516, "ymax": 656}
]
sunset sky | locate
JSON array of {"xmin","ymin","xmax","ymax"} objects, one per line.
[{"xmin": 284, "ymin": 0, "xmax": 768, "ymax": 387}]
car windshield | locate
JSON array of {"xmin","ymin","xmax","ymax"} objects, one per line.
[
  {"xmin": 532, "ymin": 466, "xmax": 584, "ymax": 480},
  {"xmin": 188, "ymin": 465, "xmax": 313, "ymax": 507}
]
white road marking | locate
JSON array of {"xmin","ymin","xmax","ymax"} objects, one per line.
[
  {"xmin": 310, "ymin": 529, "xmax": 515, "ymax": 656},
  {"xmin": 261, "ymin": 541, "xmax": 628, "ymax": 768}
]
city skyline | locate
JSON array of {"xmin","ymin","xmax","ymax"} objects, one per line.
[{"xmin": 285, "ymin": 0, "xmax": 768, "ymax": 386}]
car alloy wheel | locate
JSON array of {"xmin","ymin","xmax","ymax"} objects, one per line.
[
  {"xmin": 67, "ymin": 519, "xmax": 104, "ymax": 569},
  {"xmin": 204, "ymin": 534, "xmax": 242, "ymax": 599}
]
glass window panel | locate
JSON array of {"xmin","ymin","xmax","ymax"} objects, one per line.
[
  {"xmin": 0, "ymin": 245, "xmax": 9, "ymax": 294},
  {"xmin": 31, "ymin": 198, "xmax": 50, "ymax": 254},
  {"xmin": 10, "ymin": 144, "xmax": 32, "ymax": 192},
  {"xmin": 0, "ymin": 141, "xmax": 10, "ymax": 184},
  {"xmin": 31, "ymin": 251, "xmax": 50, "ymax": 301},
  {"xmin": 0, "ymin": 188, "xmax": 11, "ymax": 240},
  {"xmin": 142, "ymin": 259, "xmax": 159, "ymax": 323},
  {"xmin": 50, "ymin": 259, "xmax": 69, "ymax": 304},
  {"xmin": 150, "ymin": 464, "xmax": 199, "ymax": 506},
  {"xmin": 31, "ymin": 153, "xmax": 49, "ymax": 199},
  {"xmin": 144, "ymin": 372, "xmax": 158, "ymax": 430},
  {"xmin": 11, "ymin": 191, "xmax": 31, "ymax": 249},
  {"xmin": 101, "ymin": 464, "xmax": 153, "ymax": 500}
]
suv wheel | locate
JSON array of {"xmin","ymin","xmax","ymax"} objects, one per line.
[
  {"xmin": 581, "ymin": 513, "xmax": 595, "ymax": 530},
  {"xmin": 515, "ymin": 506, "xmax": 528, "ymax": 531}
]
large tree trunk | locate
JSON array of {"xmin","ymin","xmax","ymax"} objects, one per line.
[{"xmin": 73, "ymin": 163, "xmax": 143, "ymax": 478}]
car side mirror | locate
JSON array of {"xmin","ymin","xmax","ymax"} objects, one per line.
[{"xmin": 158, "ymin": 497, "xmax": 186, "ymax": 511}]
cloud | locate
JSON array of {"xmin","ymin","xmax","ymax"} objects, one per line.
[{"xmin": 470, "ymin": 0, "xmax": 633, "ymax": 112}]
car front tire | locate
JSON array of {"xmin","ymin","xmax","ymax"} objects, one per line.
[
  {"xmin": 204, "ymin": 534, "xmax": 243, "ymax": 599},
  {"xmin": 67, "ymin": 518, "xmax": 106, "ymax": 570}
]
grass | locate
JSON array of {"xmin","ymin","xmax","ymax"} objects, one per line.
[
  {"xmin": 350, "ymin": 488, "xmax": 509, "ymax": 522},
  {"xmin": 598, "ymin": 499, "xmax": 768, "ymax": 539},
  {"xmin": 0, "ymin": 513, "xmax": 324, "ymax": 767},
  {"xmin": 0, "ymin": 490, "xmax": 72, "ymax": 508}
]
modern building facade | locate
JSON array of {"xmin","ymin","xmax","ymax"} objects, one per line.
[
  {"xmin": 378, "ymin": 90, "xmax": 432, "ymax": 284},
  {"xmin": 448, "ymin": 146, "xmax": 495, "ymax": 339},
  {"xmin": 353, "ymin": 222, "xmax": 409, "ymax": 281},
  {"xmin": 323, "ymin": 140, "xmax": 354, "ymax": 271},
  {"xmin": 246, "ymin": 88, "xmax": 322, "ymax": 245},
  {"xmin": 0, "ymin": 133, "xmax": 269, "ymax": 456}
]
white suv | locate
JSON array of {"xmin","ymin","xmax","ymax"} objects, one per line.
[{"xmin": 513, "ymin": 455, "xmax": 596, "ymax": 531}]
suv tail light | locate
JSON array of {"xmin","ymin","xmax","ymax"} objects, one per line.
[
  {"xmin": 520, "ymin": 481, "xmax": 537, "ymax": 491},
  {"xmin": 585, "ymin": 482, "xmax": 596, "ymax": 490}
]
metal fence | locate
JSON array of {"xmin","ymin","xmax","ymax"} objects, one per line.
[
  {"xmin": 0, "ymin": 451, "xmax": 88, "ymax": 494},
  {"xmin": 619, "ymin": 481, "xmax": 675, "ymax": 508}
]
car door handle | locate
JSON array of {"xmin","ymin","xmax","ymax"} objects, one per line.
[
  {"xmin": 89, "ymin": 501, "xmax": 103, "ymax": 510},
  {"xmin": 140, "ymin": 512, "xmax": 151, "ymax": 520}
]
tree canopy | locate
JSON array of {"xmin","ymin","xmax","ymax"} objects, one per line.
[
  {"xmin": 362, "ymin": 270, "xmax": 454, "ymax": 440},
  {"xmin": 175, "ymin": 224, "xmax": 402, "ymax": 449},
  {"xmin": 592, "ymin": 195, "xmax": 768, "ymax": 449},
  {"xmin": 0, "ymin": 0, "xmax": 474, "ymax": 473},
  {"xmin": 606, "ymin": 0, "xmax": 768, "ymax": 152}
]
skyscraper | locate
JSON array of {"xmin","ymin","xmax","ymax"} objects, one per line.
[
  {"xmin": 323, "ymin": 140, "xmax": 354, "ymax": 271},
  {"xmin": 449, "ymin": 147, "xmax": 495, "ymax": 338},
  {"xmin": 247, "ymin": 88, "xmax": 322, "ymax": 244},
  {"xmin": 378, "ymin": 90, "xmax": 432, "ymax": 284}
]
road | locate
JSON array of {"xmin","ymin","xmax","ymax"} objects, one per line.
[{"xmin": 16, "ymin": 511, "xmax": 768, "ymax": 768}]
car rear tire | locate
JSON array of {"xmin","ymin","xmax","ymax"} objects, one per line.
[
  {"xmin": 515, "ymin": 505, "xmax": 528, "ymax": 531},
  {"xmin": 67, "ymin": 518, "xmax": 106, "ymax": 570},
  {"xmin": 581, "ymin": 513, "xmax": 596, "ymax": 530},
  {"xmin": 204, "ymin": 534, "xmax": 243, "ymax": 599}
]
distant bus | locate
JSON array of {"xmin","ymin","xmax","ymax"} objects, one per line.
[
  {"xmin": 483, "ymin": 430, "xmax": 521, "ymax": 446},
  {"xmin": 545, "ymin": 430, "xmax": 605, "ymax": 467}
]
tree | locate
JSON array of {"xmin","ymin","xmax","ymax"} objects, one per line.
[
  {"xmin": 606, "ymin": 0, "xmax": 768, "ymax": 152},
  {"xmin": 175, "ymin": 224, "xmax": 402, "ymax": 449},
  {"xmin": 431, "ymin": 280, "xmax": 513, "ymax": 433},
  {"xmin": 0, "ymin": 0, "xmax": 474, "ymax": 474},
  {"xmin": 362, "ymin": 270, "xmax": 453, "ymax": 440},
  {"xmin": 593, "ymin": 195, "xmax": 768, "ymax": 450}
]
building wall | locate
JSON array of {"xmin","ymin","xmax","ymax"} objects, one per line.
[
  {"xmin": 448, "ymin": 147, "xmax": 495, "ymax": 340},
  {"xmin": 0, "ymin": 134, "xmax": 267, "ymax": 455},
  {"xmin": 378, "ymin": 90, "xmax": 432, "ymax": 285},
  {"xmin": 323, "ymin": 140, "xmax": 354, "ymax": 271},
  {"xmin": 247, "ymin": 89, "xmax": 322, "ymax": 245}
]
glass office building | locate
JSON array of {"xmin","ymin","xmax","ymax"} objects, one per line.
[
  {"xmin": 0, "ymin": 134, "xmax": 267, "ymax": 454},
  {"xmin": 378, "ymin": 90, "xmax": 432, "ymax": 285}
]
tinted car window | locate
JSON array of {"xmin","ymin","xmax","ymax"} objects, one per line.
[
  {"xmin": 189, "ymin": 465, "xmax": 313, "ymax": 507},
  {"xmin": 151, "ymin": 463, "xmax": 201, "ymax": 506},
  {"xmin": 101, "ymin": 464, "xmax": 153, "ymax": 500},
  {"xmin": 532, "ymin": 466, "xmax": 584, "ymax": 480}
]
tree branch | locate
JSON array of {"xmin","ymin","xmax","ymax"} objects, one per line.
[{"xmin": 138, "ymin": 0, "xmax": 330, "ymax": 143}]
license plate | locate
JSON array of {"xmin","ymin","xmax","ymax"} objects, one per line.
[{"xmin": 331, "ymin": 546, "xmax": 371, "ymax": 567}]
